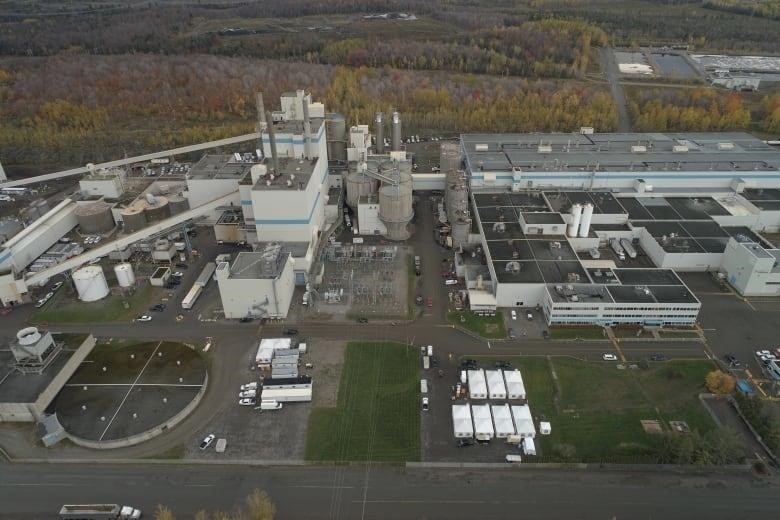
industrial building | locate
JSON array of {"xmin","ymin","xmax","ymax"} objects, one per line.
[{"xmin": 458, "ymin": 132, "xmax": 780, "ymax": 324}]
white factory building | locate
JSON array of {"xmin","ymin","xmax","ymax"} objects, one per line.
[{"xmin": 459, "ymin": 131, "xmax": 780, "ymax": 324}]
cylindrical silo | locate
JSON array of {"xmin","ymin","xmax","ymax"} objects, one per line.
[
  {"xmin": 72, "ymin": 265, "xmax": 109, "ymax": 302},
  {"xmin": 568, "ymin": 203, "xmax": 582, "ymax": 238},
  {"xmin": 375, "ymin": 112, "xmax": 385, "ymax": 154},
  {"xmin": 578, "ymin": 203, "xmax": 594, "ymax": 238},
  {"xmin": 451, "ymin": 210, "xmax": 471, "ymax": 247},
  {"xmin": 75, "ymin": 202, "xmax": 115, "ymax": 234},
  {"xmin": 144, "ymin": 195, "xmax": 170, "ymax": 223},
  {"xmin": 168, "ymin": 195, "xmax": 189, "ymax": 216},
  {"xmin": 120, "ymin": 205, "xmax": 147, "ymax": 232},
  {"xmin": 391, "ymin": 111, "xmax": 402, "ymax": 152},
  {"xmin": 326, "ymin": 113, "xmax": 347, "ymax": 164},
  {"xmin": 440, "ymin": 141, "xmax": 461, "ymax": 173},
  {"xmin": 114, "ymin": 263, "xmax": 136, "ymax": 287},
  {"xmin": 345, "ymin": 170, "xmax": 378, "ymax": 210},
  {"xmin": 379, "ymin": 183, "xmax": 413, "ymax": 241}
]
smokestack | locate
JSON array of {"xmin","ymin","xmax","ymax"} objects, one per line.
[
  {"xmin": 266, "ymin": 111, "xmax": 279, "ymax": 174},
  {"xmin": 391, "ymin": 111, "xmax": 402, "ymax": 152},
  {"xmin": 375, "ymin": 112, "xmax": 385, "ymax": 154},
  {"xmin": 256, "ymin": 92, "xmax": 266, "ymax": 129},
  {"xmin": 302, "ymin": 97, "xmax": 312, "ymax": 160}
]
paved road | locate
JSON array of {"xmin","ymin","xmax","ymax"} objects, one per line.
[
  {"xmin": 0, "ymin": 463, "xmax": 775, "ymax": 519},
  {"xmin": 601, "ymin": 48, "xmax": 632, "ymax": 132}
]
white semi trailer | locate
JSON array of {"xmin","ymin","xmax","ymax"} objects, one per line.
[{"xmin": 620, "ymin": 238, "xmax": 637, "ymax": 259}]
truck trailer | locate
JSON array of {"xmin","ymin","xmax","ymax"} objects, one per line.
[
  {"xmin": 609, "ymin": 238, "xmax": 626, "ymax": 261},
  {"xmin": 58, "ymin": 504, "xmax": 141, "ymax": 520},
  {"xmin": 619, "ymin": 238, "xmax": 637, "ymax": 259}
]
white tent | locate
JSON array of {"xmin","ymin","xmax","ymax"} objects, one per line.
[
  {"xmin": 491, "ymin": 404, "xmax": 515, "ymax": 438},
  {"xmin": 452, "ymin": 404, "xmax": 474, "ymax": 438},
  {"xmin": 485, "ymin": 369, "xmax": 507, "ymax": 400},
  {"xmin": 539, "ymin": 421, "xmax": 552, "ymax": 435},
  {"xmin": 502, "ymin": 369, "xmax": 526, "ymax": 400},
  {"xmin": 471, "ymin": 404, "xmax": 494, "ymax": 440},
  {"xmin": 511, "ymin": 404, "xmax": 536, "ymax": 438},
  {"xmin": 467, "ymin": 369, "xmax": 487, "ymax": 399},
  {"xmin": 522, "ymin": 436, "xmax": 537, "ymax": 456},
  {"xmin": 254, "ymin": 338, "xmax": 292, "ymax": 365}
]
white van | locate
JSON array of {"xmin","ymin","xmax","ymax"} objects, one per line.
[
  {"xmin": 259, "ymin": 400, "xmax": 282, "ymax": 411},
  {"xmin": 505, "ymin": 454, "xmax": 522, "ymax": 463},
  {"xmin": 420, "ymin": 379, "xmax": 428, "ymax": 394},
  {"xmin": 427, "ymin": 345, "xmax": 433, "ymax": 357}
]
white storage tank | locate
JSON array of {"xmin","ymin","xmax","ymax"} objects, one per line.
[
  {"xmin": 72, "ymin": 265, "xmax": 110, "ymax": 302},
  {"xmin": 114, "ymin": 263, "xmax": 136, "ymax": 287}
]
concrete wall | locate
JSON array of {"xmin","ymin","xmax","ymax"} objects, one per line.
[
  {"xmin": 185, "ymin": 178, "xmax": 241, "ymax": 214},
  {"xmin": 217, "ymin": 256, "xmax": 295, "ymax": 318},
  {"xmin": 496, "ymin": 282, "xmax": 546, "ymax": 308},
  {"xmin": 357, "ymin": 202, "xmax": 386, "ymax": 235},
  {"xmin": 412, "ymin": 173, "xmax": 446, "ymax": 191}
]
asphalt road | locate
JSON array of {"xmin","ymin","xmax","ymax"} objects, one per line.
[
  {"xmin": 601, "ymin": 48, "xmax": 632, "ymax": 132},
  {"xmin": 0, "ymin": 463, "xmax": 776, "ymax": 519}
]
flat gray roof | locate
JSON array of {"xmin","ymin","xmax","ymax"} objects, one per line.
[
  {"xmin": 230, "ymin": 248, "xmax": 288, "ymax": 279},
  {"xmin": 252, "ymin": 156, "xmax": 317, "ymax": 191},
  {"xmin": 462, "ymin": 132, "xmax": 780, "ymax": 174},
  {"xmin": 189, "ymin": 154, "xmax": 256, "ymax": 180}
]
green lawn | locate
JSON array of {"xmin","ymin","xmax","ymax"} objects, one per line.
[
  {"xmin": 548, "ymin": 326, "xmax": 607, "ymax": 340},
  {"xmin": 474, "ymin": 355, "xmax": 717, "ymax": 462},
  {"xmin": 306, "ymin": 342, "xmax": 420, "ymax": 462},
  {"xmin": 31, "ymin": 284, "xmax": 162, "ymax": 324},
  {"xmin": 447, "ymin": 311, "xmax": 506, "ymax": 339}
]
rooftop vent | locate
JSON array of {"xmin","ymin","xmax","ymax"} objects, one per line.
[
  {"xmin": 579, "ymin": 127, "xmax": 594, "ymax": 135},
  {"xmin": 717, "ymin": 142, "xmax": 735, "ymax": 151},
  {"xmin": 537, "ymin": 144, "xmax": 552, "ymax": 154},
  {"xmin": 631, "ymin": 145, "xmax": 647, "ymax": 154},
  {"xmin": 673, "ymin": 145, "xmax": 689, "ymax": 153},
  {"xmin": 474, "ymin": 144, "xmax": 489, "ymax": 152}
]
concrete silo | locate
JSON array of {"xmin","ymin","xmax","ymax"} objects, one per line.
[
  {"xmin": 440, "ymin": 141, "xmax": 461, "ymax": 173},
  {"xmin": 120, "ymin": 204, "xmax": 147, "ymax": 232},
  {"xmin": 345, "ymin": 168, "xmax": 379, "ymax": 210},
  {"xmin": 391, "ymin": 112, "xmax": 402, "ymax": 151},
  {"xmin": 143, "ymin": 194, "xmax": 170, "ymax": 223},
  {"xmin": 374, "ymin": 112, "xmax": 385, "ymax": 154},
  {"xmin": 379, "ymin": 183, "xmax": 413, "ymax": 241},
  {"xmin": 114, "ymin": 263, "xmax": 136, "ymax": 287},
  {"xmin": 168, "ymin": 195, "xmax": 189, "ymax": 216},
  {"xmin": 75, "ymin": 202, "xmax": 115, "ymax": 234},
  {"xmin": 326, "ymin": 113, "xmax": 348, "ymax": 163}
]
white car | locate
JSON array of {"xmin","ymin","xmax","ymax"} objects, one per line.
[
  {"xmin": 199, "ymin": 433, "xmax": 215, "ymax": 450},
  {"xmin": 602, "ymin": 353, "xmax": 618, "ymax": 361},
  {"xmin": 238, "ymin": 398, "xmax": 256, "ymax": 406},
  {"xmin": 240, "ymin": 382, "xmax": 258, "ymax": 391},
  {"xmin": 756, "ymin": 350, "xmax": 772, "ymax": 357},
  {"xmin": 422, "ymin": 397, "xmax": 429, "ymax": 411},
  {"xmin": 511, "ymin": 310, "xmax": 517, "ymax": 321},
  {"xmin": 51, "ymin": 281, "xmax": 63, "ymax": 290},
  {"xmin": 526, "ymin": 312, "xmax": 533, "ymax": 320},
  {"xmin": 136, "ymin": 315, "xmax": 152, "ymax": 322},
  {"xmin": 239, "ymin": 390, "xmax": 256, "ymax": 398}
]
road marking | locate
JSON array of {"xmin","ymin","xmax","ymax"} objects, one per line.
[
  {"xmin": 487, "ymin": 341, "xmax": 491, "ymax": 350},
  {"xmin": 98, "ymin": 341, "xmax": 162, "ymax": 441},
  {"xmin": 291, "ymin": 485, "xmax": 356, "ymax": 489},
  {"xmin": 64, "ymin": 383, "xmax": 203, "ymax": 387}
]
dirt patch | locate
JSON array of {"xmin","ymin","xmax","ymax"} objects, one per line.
[
  {"xmin": 307, "ymin": 340, "xmax": 346, "ymax": 408},
  {"xmin": 641, "ymin": 419, "xmax": 663, "ymax": 434}
]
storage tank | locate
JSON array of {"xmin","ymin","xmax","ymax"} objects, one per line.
[
  {"xmin": 144, "ymin": 195, "xmax": 170, "ymax": 223},
  {"xmin": 375, "ymin": 112, "xmax": 385, "ymax": 154},
  {"xmin": 451, "ymin": 210, "xmax": 471, "ymax": 247},
  {"xmin": 326, "ymin": 113, "xmax": 347, "ymax": 163},
  {"xmin": 567, "ymin": 203, "xmax": 582, "ymax": 238},
  {"xmin": 72, "ymin": 265, "xmax": 109, "ymax": 302},
  {"xmin": 120, "ymin": 205, "xmax": 147, "ymax": 232},
  {"xmin": 345, "ymin": 169, "xmax": 378, "ymax": 210},
  {"xmin": 578, "ymin": 203, "xmax": 594, "ymax": 238},
  {"xmin": 168, "ymin": 194, "xmax": 189, "ymax": 215},
  {"xmin": 114, "ymin": 263, "xmax": 136, "ymax": 287},
  {"xmin": 440, "ymin": 142, "xmax": 461, "ymax": 172},
  {"xmin": 379, "ymin": 184, "xmax": 413, "ymax": 241},
  {"xmin": 391, "ymin": 111, "xmax": 402, "ymax": 151},
  {"xmin": 75, "ymin": 201, "xmax": 115, "ymax": 234}
]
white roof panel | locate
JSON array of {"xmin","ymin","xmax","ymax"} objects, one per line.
[{"xmin": 491, "ymin": 404, "xmax": 515, "ymax": 438}]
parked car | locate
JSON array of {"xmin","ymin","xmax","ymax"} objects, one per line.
[
  {"xmin": 459, "ymin": 358, "xmax": 478, "ymax": 370},
  {"xmin": 172, "ymin": 271, "xmax": 183, "ymax": 278},
  {"xmin": 136, "ymin": 315, "xmax": 152, "ymax": 322},
  {"xmin": 421, "ymin": 397, "xmax": 429, "ymax": 411},
  {"xmin": 240, "ymin": 382, "xmax": 258, "ymax": 391},
  {"xmin": 150, "ymin": 304, "xmax": 165, "ymax": 312},
  {"xmin": 238, "ymin": 398, "xmax": 256, "ymax": 406},
  {"xmin": 199, "ymin": 434, "xmax": 215, "ymax": 450},
  {"xmin": 602, "ymin": 353, "xmax": 618, "ymax": 361},
  {"xmin": 542, "ymin": 330, "xmax": 549, "ymax": 339},
  {"xmin": 724, "ymin": 353, "xmax": 741, "ymax": 367},
  {"xmin": 508, "ymin": 329, "xmax": 516, "ymax": 339},
  {"xmin": 284, "ymin": 328, "xmax": 298, "ymax": 335},
  {"xmin": 239, "ymin": 316, "xmax": 253, "ymax": 323},
  {"xmin": 239, "ymin": 389, "xmax": 257, "ymax": 398},
  {"xmin": 526, "ymin": 312, "xmax": 533, "ymax": 320},
  {"xmin": 426, "ymin": 297, "xmax": 433, "ymax": 308},
  {"xmin": 51, "ymin": 281, "xmax": 63, "ymax": 290},
  {"xmin": 649, "ymin": 353, "xmax": 668, "ymax": 361},
  {"xmin": 357, "ymin": 317, "xmax": 368, "ymax": 323},
  {"xmin": 511, "ymin": 310, "xmax": 517, "ymax": 321},
  {"xmin": 494, "ymin": 361, "xmax": 512, "ymax": 369},
  {"xmin": 457, "ymin": 439, "xmax": 475, "ymax": 448}
]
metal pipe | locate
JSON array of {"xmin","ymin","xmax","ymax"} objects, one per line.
[{"xmin": 266, "ymin": 111, "xmax": 279, "ymax": 174}]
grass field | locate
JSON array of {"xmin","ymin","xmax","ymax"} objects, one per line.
[
  {"xmin": 31, "ymin": 284, "xmax": 161, "ymax": 324},
  {"xmin": 473, "ymin": 355, "xmax": 716, "ymax": 462},
  {"xmin": 447, "ymin": 311, "xmax": 506, "ymax": 339},
  {"xmin": 306, "ymin": 342, "xmax": 420, "ymax": 462},
  {"xmin": 548, "ymin": 326, "xmax": 607, "ymax": 340}
]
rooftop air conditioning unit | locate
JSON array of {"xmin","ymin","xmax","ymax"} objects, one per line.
[
  {"xmin": 717, "ymin": 142, "xmax": 735, "ymax": 150},
  {"xmin": 537, "ymin": 145, "xmax": 552, "ymax": 154},
  {"xmin": 475, "ymin": 144, "xmax": 489, "ymax": 151},
  {"xmin": 580, "ymin": 127, "xmax": 594, "ymax": 135}
]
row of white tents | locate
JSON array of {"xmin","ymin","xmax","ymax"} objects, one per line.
[
  {"xmin": 452, "ymin": 403, "xmax": 537, "ymax": 441},
  {"xmin": 467, "ymin": 369, "xmax": 526, "ymax": 400}
]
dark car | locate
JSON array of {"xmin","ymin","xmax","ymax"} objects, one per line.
[
  {"xmin": 494, "ymin": 361, "xmax": 512, "ymax": 369},
  {"xmin": 542, "ymin": 330, "xmax": 549, "ymax": 339},
  {"xmin": 649, "ymin": 353, "xmax": 668, "ymax": 362},
  {"xmin": 460, "ymin": 358, "xmax": 478, "ymax": 370},
  {"xmin": 150, "ymin": 304, "xmax": 166, "ymax": 312},
  {"xmin": 175, "ymin": 263, "xmax": 188, "ymax": 269},
  {"xmin": 457, "ymin": 439, "xmax": 475, "ymax": 448},
  {"xmin": 724, "ymin": 353, "xmax": 739, "ymax": 366},
  {"xmin": 284, "ymin": 328, "xmax": 299, "ymax": 335},
  {"xmin": 239, "ymin": 316, "xmax": 253, "ymax": 323},
  {"xmin": 431, "ymin": 356, "xmax": 440, "ymax": 367},
  {"xmin": 357, "ymin": 317, "xmax": 368, "ymax": 323}
]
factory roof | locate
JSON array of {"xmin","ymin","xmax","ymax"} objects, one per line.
[
  {"xmin": 268, "ymin": 117, "xmax": 325, "ymax": 136},
  {"xmin": 461, "ymin": 132, "xmax": 780, "ymax": 174},
  {"xmin": 229, "ymin": 247, "xmax": 288, "ymax": 279},
  {"xmin": 188, "ymin": 154, "xmax": 257, "ymax": 180},
  {"xmin": 252, "ymin": 156, "xmax": 317, "ymax": 191}
]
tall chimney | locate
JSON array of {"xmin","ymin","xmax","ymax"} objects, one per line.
[
  {"xmin": 256, "ymin": 92, "xmax": 266, "ymax": 129},
  {"xmin": 302, "ymin": 97, "xmax": 312, "ymax": 160},
  {"xmin": 266, "ymin": 111, "xmax": 279, "ymax": 174},
  {"xmin": 375, "ymin": 112, "xmax": 385, "ymax": 154},
  {"xmin": 391, "ymin": 111, "xmax": 402, "ymax": 152}
]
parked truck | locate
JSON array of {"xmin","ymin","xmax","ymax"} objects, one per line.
[
  {"xmin": 58, "ymin": 504, "xmax": 141, "ymax": 520},
  {"xmin": 619, "ymin": 238, "xmax": 637, "ymax": 259},
  {"xmin": 609, "ymin": 238, "xmax": 626, "ymax": 261}
]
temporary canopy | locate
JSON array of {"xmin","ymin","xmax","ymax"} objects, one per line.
[
  {"xmin": 471, "ymin": 404, "xmax": 494, "ymax": 440},
  {"xmin": 502, "ymin": 369, "xmax": 526, "ymax": 400},
  {"xmin": 522, "ymin": 436, "xmax": 537, "ymax": 456},
  {"xmin": 254, "ymin": 338, "xmax": 292, "ymax": 364},
  {"xmin": 539, "ymin": 421, "xmax": 552, "ymax": 435},
  {"xmin": 452, "ymin": 404, "xmax": 474, "ymax": 438},
  {"xmin": 485, "ymin": 370, "xmax": 507, "ymax": 400},
  {"xmin": 511, "ymin": 405, "xmax": 536, "ymax": 438},
  {"xmin": 467, "ymin": 369, "xmax": 487, "ymax": 399},
  {"xmin": 491, "ymin": 404, "xmax": 515, "ymax": 438}
]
